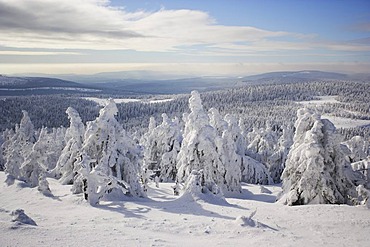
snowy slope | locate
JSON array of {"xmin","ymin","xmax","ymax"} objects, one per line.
[
  {"xmin": 296, "ymin": 96, "xmax": 370, "ymax": 128},
  {"xmin": 0, "ymin": 172, "xmax": 369, "ymax": 247}
]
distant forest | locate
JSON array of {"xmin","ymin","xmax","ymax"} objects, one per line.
[{"xmin": 1, "ymin": 79, "xmax": 369, "ymax": 141}]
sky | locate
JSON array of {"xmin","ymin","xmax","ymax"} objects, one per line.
[{"xmin": 1, "ymin": 0, "xmax": 370, "ymax": 76}]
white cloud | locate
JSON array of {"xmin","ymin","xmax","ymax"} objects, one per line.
[
  {"xmin": 0, "ymin": 0, "xmax": 369, "ymax": 67},
  {"xmin": 0, "ymin": 0, "xmax": 301, "ymax": 52}
]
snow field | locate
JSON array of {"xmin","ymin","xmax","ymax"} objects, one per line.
[
  {"xmin": 296, "ymin": 96, "xmax": 370, "ymax": 128},
  {"xmin": 1, "ymin": 172, "xmax": 369, "ymax": 247},
  {"xmin": 84, "ymin": 97, "xmax": 174, "ymax": 106}
]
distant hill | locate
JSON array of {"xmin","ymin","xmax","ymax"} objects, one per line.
[
  {"xmin": 0, "ymin": 75, "xmax": 102, "ymax": 96},
  {"xmin": 243, "ymin": 70, "xmax": 349, "ymax": 81},
  {"xmin": 89, "ymin": 77, "xmax": 241, "ymax": 94},
  {"xmin": 0, "ymin": 75, "xmax": 86, "ymax": 88},
  {"xmin": 4, "ymin": 70, "xmax": 365, "ymax": 95}
]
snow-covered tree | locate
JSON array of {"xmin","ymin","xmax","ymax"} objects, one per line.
[
  {"xmin": 343, "ymin": 136, "xmax": 368, "ymax": 163},
  {"xmin": 3, "ymin": 110, "xmax": 36, "ymax": 181},
  {"xmin": 220, "ymin": 125, "xmax": 242, "ymax": 193},
  {"xmin": 76, "ymin": 152, "xmax": 131, "ymax": 206},
  {"xmin": 241, "ymin": 155, "xmax": 272, "ymax": 184},
  {"xmin": 52, "ymin": 107, "xmax": 85, "ymax": 184},
  {"xmin": 225, "ymin": 114, "xmax": 271, "ymax": 185},
  {"xmin": 0, "ymin": 129, "xmax": 14, "ymax": 171},
  {"xmin": 247, "ymin": 125, "xmax": 278, "ymax": 166},
  {"xmin": 351, "ymin": 157, "xmax": 370, "ymax": 187},
  {"xmin": 20, "ymin": 127, "xmax": 50, "ymax": 190},
  {"xmin": 267, "ymin": 125, "xmax": 293, "ymax": 183},
  {"xmin": 177, "ymin": 91, "xmax": 226, "ymax": 194},
  {"xmin": 38, "ymin": 172, "xmax": 52, "ymax": 196},
  {"xmin": 76, "ymin": 99, "xmax": 144, "ymax": 202},
  {"xmin": 141, "ymin": 117, "xmax": 158, "ymax": 171},
  {"xmin": 209, "ymin": 108, "xmax": 227, "ymax": 136},
  {"xmin": 157, "ymin": 114, "xmax": 182, "ymax": 182},
  {"xmin": 278, "ymin": 108, "xmax": 358, "ymax": 205},
  {"xmin": 356, "ymin": 185, "xmax": 370, "ymax": 208},
  {"xmin": 45, "ymin": 127, "xmax": 66, "ymax": 171}
]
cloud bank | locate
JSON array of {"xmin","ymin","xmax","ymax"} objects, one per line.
[
  {"xmin": 0, "ymin": 0, "xmax": 369, "ymax": 75},
  {"xmin": 2, "ymin": 0, "xmax": 366, "ymax": 53}
]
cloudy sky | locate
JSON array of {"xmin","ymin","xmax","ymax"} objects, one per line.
[{"xmin": 1, "ymin": 0, "xmax": 370, "ymax": 76}]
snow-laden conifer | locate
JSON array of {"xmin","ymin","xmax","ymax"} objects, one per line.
[
  {"xmin": 247, "ymin": 125, "xmax": 278, "ymax": 167},
  {"xmin": 76, "ymin": 151, "xmax": 131, "ymax": 205},
  {"xmin": 351, "ymin": 157, "xmax": 370, "ymax": 187},
  {"xmin": 52, "ymin": 107, "xmax": 85, "ymax": 184},
  {"xmin": 267, "ymin": 125, "xmax": 293, "ymax": 183},
  {"xmin": 20, "ymin": 127, "xmax": 49, "ymax": 187},
  {"xmin": 0, "ymin": 129, "xmax": 14, "ymax": 171},
  {"xmin": 220, "ymin": 114, "xmax": 242, "ymax": 193},
  {"xmin": 141, "ymin": 117, "xmax": 159, "ymax": 171},
  {"xmin": 177, "ymin": 91, "xmax": 225, "ymax": 194},
  {"xmin": 3, "ymin": 111, "xmax": 36, "ymax": 181},
  {"xmin": 46, "ymin": 127, "xmax": 66, "ymax": 171},
  {"xmin": 343, "ymin": 136, "xmax": 368, "ymax": 163},
  {"xmin": 76, "ymin": 99, "xmax": 144, "ymax": 202},
  {"xmin": 209, "ymin": 108, "xmax": 227, "ymax": 136},
  {"xmin": 157, "ymin": 114, "xmax": 182, "ymax": 182},
  {"xmin": 225, "ymin": 115, "xmax": 271, "ymax": 185},
  {"xmin": 278, "ymin": 108, "xmax": 358, "ymax": 205}
]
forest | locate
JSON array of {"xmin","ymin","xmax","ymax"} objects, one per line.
[{"xmin": 0, "ymin": 79, "xmax": 369, "ymax": 207}]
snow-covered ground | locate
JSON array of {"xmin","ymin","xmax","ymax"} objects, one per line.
[
  {"xmin": 0, "ymin": 172, "xmax": 369, "ymax": 247},
  {"xmin": 297, "ymin": 96, "xmax": 341, "ymax": 105},
  {"xmin": 85, "ymin": 97, "xmax": 173, "ymax": 106},
  {"xmin": 321, "ymin": 115, "xmax": 370, "ymax": 129},
  {"xmin": 296, "ymin": 96, "xmax": 370, "ymax": 128}
]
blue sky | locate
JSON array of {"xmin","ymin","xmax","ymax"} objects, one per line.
[{"xmin": 1, "ymin": 0, "xmax": 369, "ymax": 76}]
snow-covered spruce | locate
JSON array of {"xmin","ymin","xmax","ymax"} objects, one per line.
[
  {"xmin": 351, "ymin": 157, "xmax": 370, "ymax": 187},
  {"xmin": 356, "ymin": 185, "xmax": 370, "ymax": 208},
  {"xmin": 52, "ymin": 107, "xmax": 85, "ymax": 184},
  {"xmin": 179, "ymin": 170, "xmax": 225, "ymax": 203},
  {"xmin": 44, "ymin": 127, "xmax": 66, "ymax": 172},
  {"xmin": 241, "ymin": 156, "xmax": 272, "ymax": 185},
  {"xmin": 3, "ymin": 110, "xmax": 36, "ymax": 182},
  {"xmin": 278, "ymin": 108, "xmax": 358, "ymax": 205},
  {"xmin": 74, "ymin": 99, "xmax": 144, "ymax": 204},
  {"xmin": 343, "ymin": 136, "xmax": 369, "ymax": 163},
  {"xmin": 177, "ymin": 91, "xmax": 240, "ymax": 195},
  {"xmin": 209, "ymin": 108, "xmax": 227, "ymax": 136},
  {"xmin": 140, "ymin": 114, "xmax": 182, "ymax": 182},
  {"xmin": 0, "ymin": 130, "xmax": 7, "ymax": 171},
  {"xmin": 77, "ymin": 152, "xmax": 131, "ymax": 206},
  {"xmin": 219, "ymin": 114, "xmax": 242, "ymax": 193},
  {"xmin": 267, "ymin": 125, "xmax": 293, "ymax": 183},
  {"xmin": 20, "ymin": 127, "xmax": 49, "ymax": 188},
  {"xmin": 38, "ymin": 172, "xmax": 52, "ymax": 196},
  {"xmin": 224, "ymin": 114, "xmax": 272, "ymax": 185},
  {"xmin": 140, "ymin": 117, "xmax": 158, "ymax": 172},
  {"xmin": 157, "ymin": 114, "xmax": 182, "ymax": 182},
  {"xmin": 246, "ymin": 125, "xmax": 280, "ymax": 183}
]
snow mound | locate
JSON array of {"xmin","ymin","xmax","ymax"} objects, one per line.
[{"xmin": 11, "ymin": 209, "xmax": 37, "ymax": 226}]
